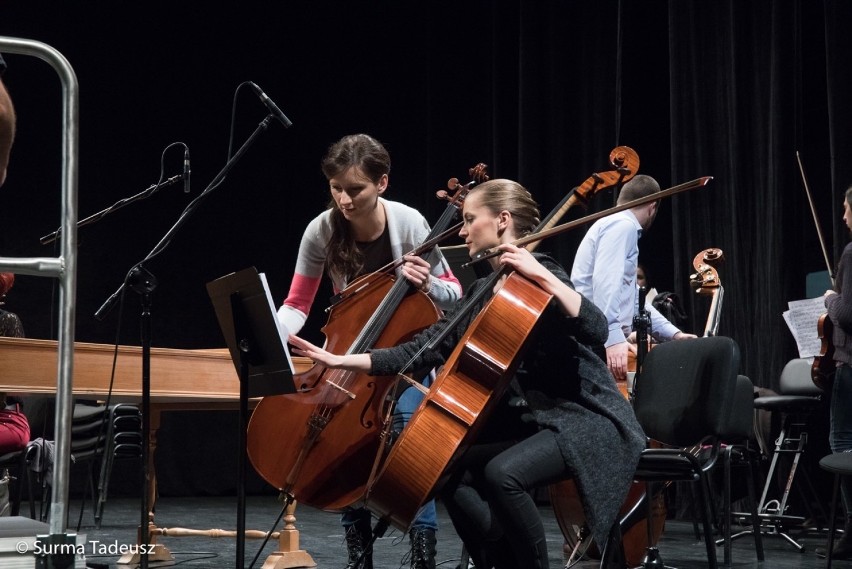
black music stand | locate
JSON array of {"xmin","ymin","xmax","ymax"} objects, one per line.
[{"xmin": 207, "ymin": 266, "xmax": 296, "ymax": 569}]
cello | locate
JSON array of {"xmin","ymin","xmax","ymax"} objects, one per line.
[
  {"xmin": 364, "ymin": 150, "xmax": 642, "ymax": 531},
  {"xmin": 245, "ymin": 165, "xmax": 486, "ymax": 511},
  {"xmin": 367, "ymin": 175, "xmax": 713, "ymax": 531}
]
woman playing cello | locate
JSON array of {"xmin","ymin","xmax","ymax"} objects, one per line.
[
  {"xmin": 289, "ymin": 178, "xmax": 646, "ymax": 569},
  {"xmin": 276, "ymin": 133, "xmax": 462, "ymax": 569}
]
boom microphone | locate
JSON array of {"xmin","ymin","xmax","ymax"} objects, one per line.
[
  {"xmin": 183, "ymin": 147, "xmax": 191, "ymax": 193},
  {"xmin": 248, "ymin": 82, "xmax": 293, "ymax": 128}
]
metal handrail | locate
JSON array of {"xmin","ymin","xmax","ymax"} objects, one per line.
[{"xmin": 0, "ymin": 36, "xmax": 78, "ymax": 540}]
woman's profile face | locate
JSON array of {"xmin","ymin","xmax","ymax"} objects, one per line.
[
  {"xmin": 459, "ymin": 191, "xmax": 502, "ymax": 256},
  {"xmin": 329, "ymin": 166, "xmax": 386, "ymax": 223}
]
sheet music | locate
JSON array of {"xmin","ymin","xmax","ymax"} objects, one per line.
[
  {"xmin": 259, "ymin": 272, "xmax": 295, "ymax": 372},
  {"xmin": 783, "ymin": 296, "xmax": 826, "ymax": 358}
]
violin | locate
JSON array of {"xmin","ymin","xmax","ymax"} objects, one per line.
[
  {"xmin": 245, "ymin": 165, "xmax": 487, "ymax": 510},
  {"xmin": 813, "ymin": 314, "xmax": 835, "ymax": 390},
  {"xmin": 797, "ymin": 151, "xmax": 836, "ymax": 391}
]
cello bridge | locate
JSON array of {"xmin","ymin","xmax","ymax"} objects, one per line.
[{"xmin": 325, "ymin": 379, "xmax": 356, "ymax": 399}]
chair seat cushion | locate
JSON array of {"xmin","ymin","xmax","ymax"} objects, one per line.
[
  {"xmin": 819, "ymin": 452, "xmax": 852, "ymax": 475},
  {"xmin": 752, "ymin": 394, "xmax": 822, "ymax": 412}
]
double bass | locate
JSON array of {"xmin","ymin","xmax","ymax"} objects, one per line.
[
  {"xmin": 245, "ymin": 165, "xmax": 486, "ymax": 510},
  {"xmin": 689, "ymin": 247, "xmax": 724, "ymax": 337}
]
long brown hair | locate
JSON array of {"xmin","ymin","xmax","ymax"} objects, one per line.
[{"xmin": 321, "ymin": 134, "xmax": 391, "ymax": 280}]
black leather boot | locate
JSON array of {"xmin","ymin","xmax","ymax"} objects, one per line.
[
  {"xmin": 344, "ymin": 518, "xmax": 373, "ymax": 569},
  {"xmin": 409, "ymin": 528, "xmax": 437, "ymax": 569}
]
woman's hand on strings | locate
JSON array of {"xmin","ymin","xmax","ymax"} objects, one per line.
[
  {"xmin": 401, "ymin": 254, "xmax": 434, "ymax": 293},
  {"xmin": 495, "ymin": 244, "xmax": 549, "ymax": 282},
  {"xmin": 496, "ymin": 243, "xmax": 583, "ymax": 317},
  {"xmin": 289, "ymin": 334, "xmax": 371, "ymax": 373}
]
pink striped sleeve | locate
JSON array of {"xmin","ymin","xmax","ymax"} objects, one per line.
[{"xmin": 282, "ymin": 273, "xmax": 323, "ymax": 316}]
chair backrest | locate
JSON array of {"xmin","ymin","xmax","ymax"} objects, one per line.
[
  {"xmin": 724, "ymin": 374, "xmax": 756, "ymax": 440},
  {"xmin": 633, "ymin": 336, "xmax": 740, "ymax": 447},
  {"xmin": 778, "ymin": 357, "xmax": 821, "ymax": 396}
]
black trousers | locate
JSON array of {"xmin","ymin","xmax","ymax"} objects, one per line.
[{"xmin": 442, "ymin": 429, "xmax": 568, "ymax": 569}]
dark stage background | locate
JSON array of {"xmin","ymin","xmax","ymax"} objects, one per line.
[{"xmin": 0, "ymin": 1, "xmax": 850, "ymax": 497}]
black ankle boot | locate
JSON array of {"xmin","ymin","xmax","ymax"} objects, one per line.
[
  {"xmin": 345, "ymin": 519, "xmax": 373, "ymax": 569},
  {"xmin": 409, "ymin": 528, "xmax": 437, "ymax": 569}
]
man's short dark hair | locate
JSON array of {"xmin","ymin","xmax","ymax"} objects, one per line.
[{"xmin": 617, "ymin": 174, "xmax": 661, "ymax": 205}]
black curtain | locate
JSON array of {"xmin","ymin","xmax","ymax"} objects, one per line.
[{"xmin": 0, "ymin": 0, "xmax": 848, "ymax": 495}]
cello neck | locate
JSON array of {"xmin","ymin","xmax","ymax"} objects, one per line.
[{"xmin": 703, "ymin": 287, "xmax": 723, "ymax": 337}]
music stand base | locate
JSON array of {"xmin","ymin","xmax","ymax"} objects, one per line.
[
  {"xmin": 260, "ymin": 550, "xmax": 316, "ymax": 569},
  {"xmin": 116, "ymin": 543, "xmax": 175, "ymax": 567},
  {"xmin": 260, "ymin": 501, "xmax": 316, "ymax": 569}
]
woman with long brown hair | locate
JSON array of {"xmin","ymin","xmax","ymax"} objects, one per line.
[{"xmin": 277, "ymin": 133, "xmax": 462, "ymax": 569}]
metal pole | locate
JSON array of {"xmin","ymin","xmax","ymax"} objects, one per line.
[{"xmin": 0, "ymin": 36, "xmax": 78, "ymax": 543}]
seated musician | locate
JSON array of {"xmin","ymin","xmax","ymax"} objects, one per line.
[
  {"xmin": 289, "ymin": 178, "xmax": 646, "ymax": 569},
  {"xmin": 0, "ymin": 273, "xmax": 31, "ymax": 459},
  {"xmin": 570, "ymin": 175, "xmax": 695, "ymax": 381},
  {"xmin": 275, "ymin": 134, "xmax": 462, "ymax": 569}
]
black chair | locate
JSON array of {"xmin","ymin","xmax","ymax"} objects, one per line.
[
  {"xmin": 710, "ymin": 374, "xmax": 765, "ymax": 566},
  {"xmin": 35, "ymin": 402, "xmax": 141, "ymax": 527},
  {"xmin": 93, "ymin": 403, "xmax": 142, "ymax": 528},
  {"xmin": 602, "ymin": 336, "xmax": 746, "ymax": 569},
  {"xmin": 730, "ymin": 357, "xmax": 825, "ymax": 551},
  {"xmin": 0, "ymin": 444, "xmax": 36, "ymax": 518},
  {"xmin": 819, "ymin": 452, "xmax": 852, "ymax": 568}
]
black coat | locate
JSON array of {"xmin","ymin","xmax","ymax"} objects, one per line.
[{"xmin": 369, "ymin": 254, "xmax": 646, "ymax": 544}]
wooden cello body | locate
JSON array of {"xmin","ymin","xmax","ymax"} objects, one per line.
[
  {"xmin": 365, "ymin": 271, "xmax": 553, "ymax": 530},
  {"xmin": 245, "ymin": 165, "xmax": 488, "ymax": 511},
  {"xmin": 365, "ymin": 148, "xmax": 641, "ymax": 530},
  {"xmin": 246, "ymin": 273, "xmax": 440, "ymax": 510}
]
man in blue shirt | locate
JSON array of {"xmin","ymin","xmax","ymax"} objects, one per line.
[{"xmin": 571, "ymin": 174, "xmax": 695, "ymax": 381}]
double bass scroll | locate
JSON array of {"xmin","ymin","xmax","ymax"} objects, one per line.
[{"xmin": 689, "ymin": 248, "xmax": 724, "ymax": 337}]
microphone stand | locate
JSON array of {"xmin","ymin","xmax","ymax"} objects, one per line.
[
  {"xmin": 93, "ymin": 114, "xmax": 278, "ymax": 569},
  {"xmin": 632, "ymin": 285, "xmax": 666, "ymax": 569},
  {"xmin": 39, "ymin": 174, "xmax": 184, "ymax": 245},
  {"xmin": 631, "ymin": 285, "xmax": 651, "ymax": 402}
]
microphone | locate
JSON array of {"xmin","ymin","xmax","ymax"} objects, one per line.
[
  {"xmin": 183, "ymin": 147, "xmax": 191, "ymax": 193},
  {"xmin": 248, "ymin": 82, "xmax": 293, "ymax": 128}
]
